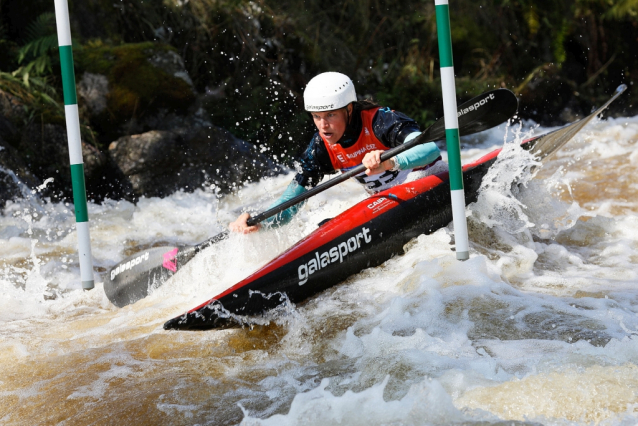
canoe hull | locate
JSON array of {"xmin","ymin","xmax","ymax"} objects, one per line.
[{"xmin": 164, "ymin": 154, "xmax": 496, "ymax": 330}]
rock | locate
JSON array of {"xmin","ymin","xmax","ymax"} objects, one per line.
[
  {"xmin": 75, "ymin": 42, "xmax": 197, "ymax": 145},
  {"xmin": 148, "ymin": 49, "xmax": 194, "ymax": 87},
  {"xmin": 0, "ymin": 138, "xmax": 41, "ymax": 208},
  {"xmin": 0, "ymin": 91, "xmax": 40, "ymax": 206},
  {"xmin": 109, "ymin": 124, "xmax": 280, "ymax": 198},
  {"xmin": 18, "ymin": 123, "xmax": 113, "ymax": 200},
  {"xmin": 0, "ymin": 86, "xmax": 126, "ymax": 203},
  {"xmin": 0, "ymin": 89, "xmax": 25, "ymax": 146},
  {"xmin": 77, "ymin": 73, "xmax": 109, "ymax": 116}
]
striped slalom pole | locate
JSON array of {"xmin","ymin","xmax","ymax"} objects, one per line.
[
  {"xmin": 435, "ymin": 0, "xmax": 470, "ymax": 261},
  {"xmin": 54, "ymin": 0, "xmax": 95, "ymax": 289}
]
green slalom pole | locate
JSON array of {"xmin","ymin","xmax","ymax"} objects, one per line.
[
  {"xmin": 54, "ymin": 0, "xmax": 95, "ymax": 289},
  {"xmin": 435, "ymin": 0, "xmax": 470, "ymax": 261}
]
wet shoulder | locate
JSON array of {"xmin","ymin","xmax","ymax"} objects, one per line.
[{"xmin": 371, "ymin": 107, "xmax": 420, "ymax": 148}]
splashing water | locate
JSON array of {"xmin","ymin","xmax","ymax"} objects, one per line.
[{"xmin": 1, "ymin": 118, "xmax": 638, "ymax": 425}]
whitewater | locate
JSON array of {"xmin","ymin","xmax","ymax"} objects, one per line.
[{"xmin": 1, "ymin": 116, "xmax": 637, "ymax": 425}]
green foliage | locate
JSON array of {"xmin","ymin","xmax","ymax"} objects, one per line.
[
  {"xmin": 604, "ymin": 0, "xmax": 638, "ymax": 19},
  {"xmin": 2, "ymin": 0, "xmax": 638, "ymax": 158},
  {"xmin": 0, "ymin": 71, "xmax": 63, "ymax": 124},
  {"xmin": 74, "ymin": 41, "xmax": 197, "ymax": 143},
  {"xmin": 552, "ymin": 21, "xmax": 570, "ymax": 65},
  {"xmin": 5, "ymin": 10, "xmax": 67, "ymax": 121},
  {"xmin": 15, "ymin": 12, "xmax": 59, "ymax": 80},
  {"xmin": 58, "ymin": 0, "xmax": 638, "ymax": 151}
]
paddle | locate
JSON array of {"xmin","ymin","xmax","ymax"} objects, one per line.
[{"xmin": 104, "ymin": 88, "xmax": 518, "ymax": 307}]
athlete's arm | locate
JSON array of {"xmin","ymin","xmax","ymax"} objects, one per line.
[
  {"xmin": 371, "ymin": 109, "xmax": 441, "ymax": 171},
  {"xmin": 371, "ymin": 107, "xmax": 421, "ymax": 148},
  {"xmin": 392, "ymin": 132, "xmax": 441, "ymax": 171},
  {"xmin": 229, "ymin": 179, "xmax": 310, "ymax": 233},
  {"xmin": 229, "ymin": 134, "xmax": 334, "ymax": 232},
  {"xmin": 261, "ymin": 134, "xmax": 334, "ymax": 228},
  {"xmin": 260, "ymin": 180, "xmax": 308, "ymax": 228}
]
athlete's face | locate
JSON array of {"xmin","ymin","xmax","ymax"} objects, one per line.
[{"xmin": 311, "ymin": 104, "xmax": 353, "ymax": 144}]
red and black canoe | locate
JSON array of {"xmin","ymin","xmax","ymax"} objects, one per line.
[
  {"xmin": 104, "ymin": 88, "xmax": 517, "ymax": 308},
  {"xmin": 163, "ymin": 85, "xmax": 626, "ymax": 331}
]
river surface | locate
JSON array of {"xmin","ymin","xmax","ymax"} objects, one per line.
[{"xmin": 1, "ymin": 116, "xmax": 638, "ymax": 425}]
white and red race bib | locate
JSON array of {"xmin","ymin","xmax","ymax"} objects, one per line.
[{"xmin": 322, "ymin": 108, "xmax": 411, "ymax": 193}]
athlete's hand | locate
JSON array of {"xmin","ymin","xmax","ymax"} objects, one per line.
[
  {"xmin": 229, "ymin": 212, "xmax": 260, "ymax": 234},
  {"xmin": 363, "ymin": 150, "xmax": 393, "ymax": 176}
]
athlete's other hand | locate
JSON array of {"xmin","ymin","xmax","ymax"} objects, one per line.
[
  {"xmin": 229, "ymin": 212, "xmax": 260, "ymax": 234},
  {"xmin": 363, "ymin": 150, "xmax": 393, "ymax": 176}
]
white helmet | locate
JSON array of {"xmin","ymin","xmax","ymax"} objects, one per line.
[{"xmin": 304, "ymin": 72, "xmax": 357, "ymax": 112}]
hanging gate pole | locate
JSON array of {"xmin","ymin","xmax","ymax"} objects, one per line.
[
  {"xmin": 434, "ymin": 0, "xmax": 470, "ymax": 261},
  {"xmin": 54, "ymin": 0, "xmax": 95, "ymax": 289}
]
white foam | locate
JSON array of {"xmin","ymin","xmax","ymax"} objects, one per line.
[
  {"xmin": 1, "ymin": 116, "xmax": 638, "ymax": 424},
  {"xmin": 240, "ymin": 376, "xmax": 470, "ymax": 426}
]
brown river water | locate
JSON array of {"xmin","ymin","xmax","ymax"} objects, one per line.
[{"xmin": 1, "ymin": 117, "xmax": 638, "ymax": 425}]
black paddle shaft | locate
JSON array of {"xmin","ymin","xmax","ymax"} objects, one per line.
[{"xmin": 246, "ymin": 88, "xmax": 518, "ymax": 226}]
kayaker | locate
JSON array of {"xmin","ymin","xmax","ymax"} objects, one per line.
[{"xmin": 230, "ymin": 71, "xmax": 446, "ymax": 233}]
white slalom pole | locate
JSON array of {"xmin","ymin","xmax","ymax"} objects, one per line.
[
  {"xmin": 54, "ymin": 0, "xmax": 95, "ymax": 289},
  {"xmin": 435, "ymin": 0, "xmax": 470, "ymax": 261}
]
